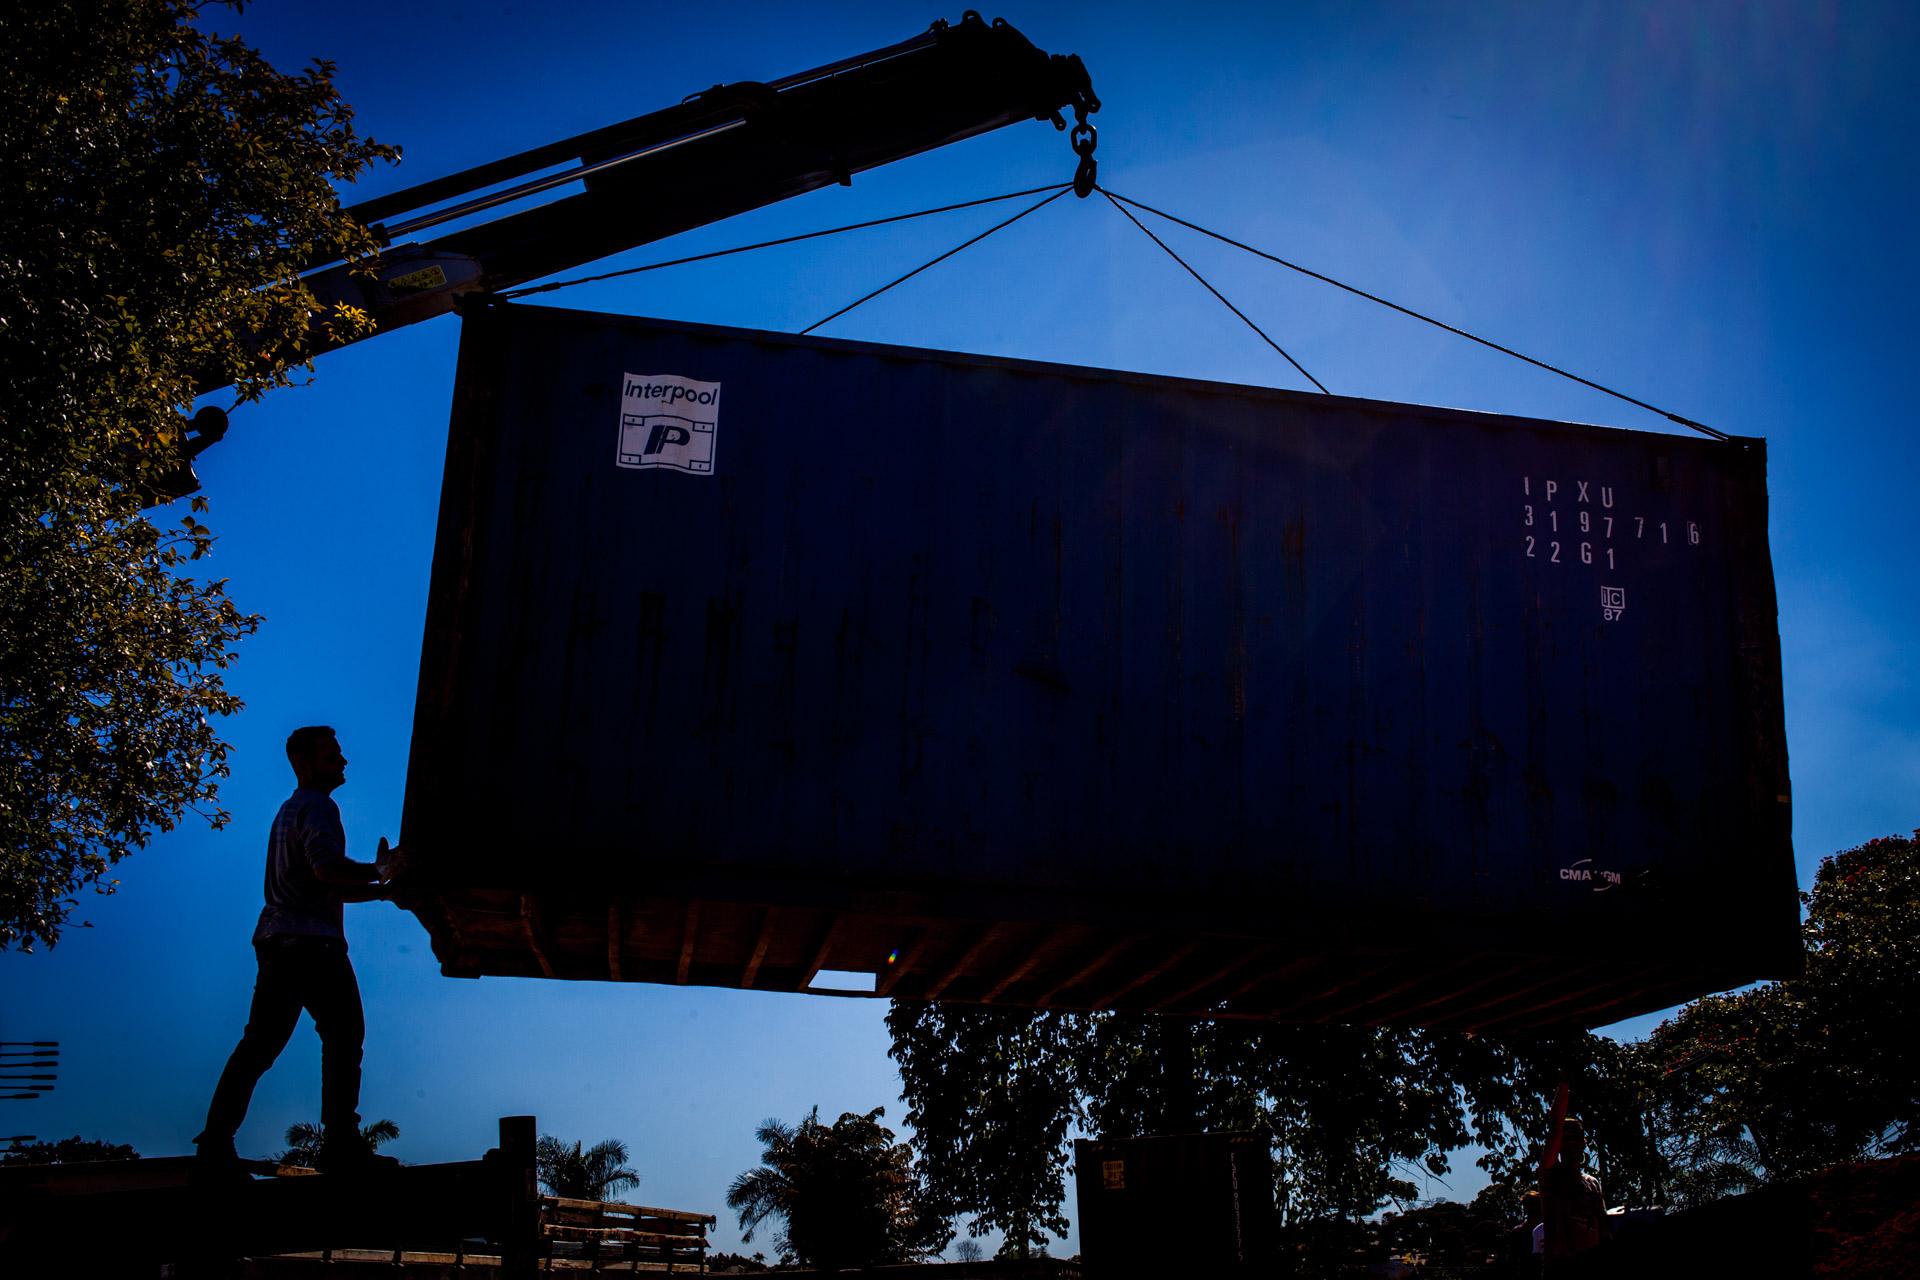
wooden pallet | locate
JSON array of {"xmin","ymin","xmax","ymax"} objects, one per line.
[{"xmin": 0, "ymin": 1116, "xmax": 716, "ymax": 1277}]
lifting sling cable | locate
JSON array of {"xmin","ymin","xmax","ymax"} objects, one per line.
[
  {"xmin": 1100, "ymin": 187, "xmax": 1730, "ymax": 441},
  {"xmin": 1099, "ymin": 188, "xmax": 1328, "ymax": 394},
  {"xmin": 497, "ymin": 183, "xmax": 1071, "ymax": 301},
  {"xmin": 496, "ymin": 173, "xmax": 1721, "ymax": 440},
  {"xmin": 802, "ymin": 185, "xmax": 1071, "ymax": 334}
]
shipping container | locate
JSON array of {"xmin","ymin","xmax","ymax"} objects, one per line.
[
  {"xmin": 399, "ymin": 301, "xmax": 1798, "ymax": 1031},
  {"xmin": 1074, "ymin": 1133, "xmax": 1276, "ymax": 1277}
]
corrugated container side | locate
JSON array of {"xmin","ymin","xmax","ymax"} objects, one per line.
[{"xmin": 399, "ymin": 302, "xmax": 1798, "ymax": 1029}]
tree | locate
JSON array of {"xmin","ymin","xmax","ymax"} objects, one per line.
[
  {"xmin": 888, "ymin": 1005, "xmax": 1662, "ymax": 1267},
  {"xmin": 1258, "ymin": 1025, "xmax": 1477, "ymax": 1226},
  {"xmin": 1799, "ymin": 829, "xmax": 1919, "ymax": 1156},
  {"xmin": 880, "ymin": 829, "xmax": 1918, "ymax": 1252},
  {"xmin": 726, "ymin": 1106, "xmax": 946, "ymax": 1269},
  {"xmin": 1, "ymin": 1136, "xmax": 138, "ymax": 1164},
  {"xmin": 1374, "ymin": 1197, "xmax": 1506, "ymax": 1270},
  {"xmin": 1642, "ymin": 830, "xmax": 1920, "ymax": 1195},
  {"xmin": 1467, "ymin": 1178, "xmax": 1525, "ymax": 1227},
  {"xmin": 1076, "ymin": 1016, "xmax": 1481, "ymax": 1226},
  {"xmin": 535, "ymin": 1134, "xmax": 640, "ymax": 1202},
  {"xmin": 887, "ymin": 1002, "xmax": 1080, "ymax": 1258},
  {"xmin": 889, "ymin": 1004, "xmax": 1490, "ymax": 1258},
  {"xmin": 1441, "ymin": 1030, "xmax": 1670, "ymax": 1209},
  {"xmin": 0, "ymin": 0, "xmax": 395, "ymax": 950},
  {"xmin": 278, "ymin": 1118, "xmax": 399, "ymax": 1167}
]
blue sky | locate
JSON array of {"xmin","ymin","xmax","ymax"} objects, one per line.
[{"xmin": 6, "ymin": 0, "xmax": 1917, "ymax": 1255}]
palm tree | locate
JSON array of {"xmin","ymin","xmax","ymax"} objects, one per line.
[
  {"xmin": 726, "ymin": 1106, "xmax": 944, "ymax": 1268},
  {"xmin": 535, "ymin": 1135, "xmax": 640, "ymax": 1202},
  {"xmin": 278, "ymin": 1118, "xmax": 400, "ymax": 1167}
]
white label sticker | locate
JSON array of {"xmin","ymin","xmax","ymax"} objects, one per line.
[{"xmin": 616, "ymin": 373, "xmax": 721, "ymax": 474}]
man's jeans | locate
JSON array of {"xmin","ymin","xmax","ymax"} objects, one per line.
[{"xmin": 201, "ymin": 935, "xmax": 364, "ymax": 1144}]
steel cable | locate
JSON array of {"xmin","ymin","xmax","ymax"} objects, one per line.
[
  {"xmin": 496, "ymin": 183, "xmax": 1072, "ymax": 301},
  {"xmin": 1099, "ymin": 188, "xmax": 1328, "ymax": 394},
  {"xmin": 1101, "ymin": 187, "xmax": 1728, "ymax": 440},
  {"xmin": 801, "ymin": 185, "xmax": 1072, "ymax": 335}
]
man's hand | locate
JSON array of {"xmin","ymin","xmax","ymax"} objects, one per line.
[
  {"xmin": 375, "ymin": 839, "xmax": 417, "ymax": 907},
  {"xmin": 319, "ymin": 837, "xmax": 406, "ymax": 902}
]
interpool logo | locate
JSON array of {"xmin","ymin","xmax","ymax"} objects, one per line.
[
  {"xmin": 616, "ymin": 372, "xmax": 720, "ymax": 474},
  {"xmin": 622, "ymin": 377, "xmax": 718, "ymax": 407}
]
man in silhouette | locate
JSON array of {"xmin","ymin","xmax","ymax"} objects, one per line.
[
  {"xmin": 196, "ymin": 726, "xmax": 401, "ymax": 1173},
  {"xmin": 1538, "ymin": 1117, "xmax": 1606, "ymax": 1273}
]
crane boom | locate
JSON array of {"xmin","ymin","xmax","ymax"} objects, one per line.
[{"xmin": 298, "ymin": 13, "xmax": 1097, "ymax": 362}]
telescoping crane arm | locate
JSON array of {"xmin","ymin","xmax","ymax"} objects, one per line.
[
  {"xmin": 299, "ymin": 12, "xmax": 1098, "ymax": 361},
  {"xmin": 161, "ymin": 14, "xmax": 1095, "ymax": 494}
]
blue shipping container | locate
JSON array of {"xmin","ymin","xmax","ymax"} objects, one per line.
[{"xmin": 400, "ymin": 302, "xmax": 1798, "ymax": 1032}]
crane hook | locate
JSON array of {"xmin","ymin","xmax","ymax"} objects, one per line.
[{"xmin": 1070, "ymin": 117, "xmax": 1098, "ymax": 198}]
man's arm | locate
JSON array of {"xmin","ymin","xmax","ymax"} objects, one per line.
[
  {"xmin": 306, "ymin": 842, "xmax": 380, "ymax": 886},
  {"xmin": 303, "ymin": 803, "xmax": 392, "ymax": 895}
]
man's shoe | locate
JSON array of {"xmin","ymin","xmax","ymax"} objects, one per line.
[
  {"xmin": 193, "ymin": 1136, "xmax": 249, "ymax": 1185},
  {"xmin": 194, "ymin": 1134, "xmax": 238, "ymax": 1162},
  {"xmin": 316, "ymin": 1134, "xmax": 400, "ymax": 1176}
]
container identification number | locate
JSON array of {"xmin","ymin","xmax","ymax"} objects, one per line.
[{"xmin": 1520, "ymin": 474, "xmax": 1703, "ymax": 620}]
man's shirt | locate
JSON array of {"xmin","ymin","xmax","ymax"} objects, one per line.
[
  {"xmin": 254, "ymin": 788, "xmax": 354, "ymax": 943},
  {"xmin": 1539, "ymin": 1163, "xmax": 1606, "ymax": 1258}
]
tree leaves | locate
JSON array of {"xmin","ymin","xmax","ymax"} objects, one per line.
[
  {"xmin": 0, "ymin": 1136, "xmax": 140, "ymax": 1165},
  {"xmin": 887, "ymin": 1002, "xmax": 1078, "ymax": 1258},
  {"xmin": 535, "ymin": 1134, "xmax": 640, "ymax": 1202},
  {"xmin": 278, "ymin": 1118, "xmax": 399, "ymax": 1167},
  {"xmin": 889, "ymin": 1009, "xmax": 1692, "ymax": 1252},
  {"xmin": 725, "ymin": 1106, "xmax": 945, "ymax": 1268},
  {"xmin": 1641, "ymin": 830, "xmax": 1920, "ymax": 1192},
  {"xmin": 0, "ymin": 0, "xmax": 395, "ymax": 949},
  {"xmin": 883, "ymin": 830, "xmax": 1919, "ymax": 1257}
]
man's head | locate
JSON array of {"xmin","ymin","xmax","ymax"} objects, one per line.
[
  {"xmin": 1560, "ymin": 1117, "xmax": 1587, "ymax": 1165},
  {"xmin": 286, "ymin": 726, "xmax": 347, "ymax": 792}
]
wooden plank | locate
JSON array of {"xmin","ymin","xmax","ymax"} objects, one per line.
[
  {"xmin": 874, "ymin": 928, "xmax": 928, "ymax": 998},
  {"xmin": 1359, "ymin": 958, "xmax": 1535, "ymax": 1027},
  {"xmin": 1258, "ymin": 958, "xmax": 1400, "ymax": 1020},
  {"xmin": 922, "ymin": 924, "xmax": 1004, "ymax": 1000},
  {"xmin": 545, "ymin": 1225, "xmax": 711, "ymax": 1244},
  {"xmin": 545, "ymin": 1210, "xmax": 705, "ymax": 1234},
  {"xmin": 247, "ymin": 1250, "xmax": 516, "ymax": 1271},
  {"xmin": 606, "ymin": 902, "xmax": 623, "ymax": 982},
  {"xmin": 1464, "ymin": 968, "xmax": 1641, "ymax": 1036},
  {"xmin": 436, "ymin": 900, "xmax": 477, "ymax": 976},
  {"xmin": 1081, "ymin": 937, "xmax": 1202, "ymax": 1009},
  {"xmin": 740, "ymin": 907, "xmax": 779, "ymax": 990},
  {"xmin": 539, "ymin": 1191, "xmax": 715, "ymax": 1266},
  {"xmin": 1035, "ymin": 935, "xmax": 1136, "ymax": 1007},
  {"xmin": 674, "ymin": 900, "xmax": 701, "ymax": 985},
  {"xmin": 799, "ymin": 915, "xmax": 842, "ymax": 989},
  {"xmin": 519, "ymin": 896, "xmax": 557, "ymax": 979},
  {"xmin": 1489, "ymin": 971, "xmax": 1699, "ymax": 1037},
  {"xmin": 0, "ymin": 1154, "xmax": 288, "ymax": 1195},
  {"xmin": 981, "ymin": 928, "xmax": 1058, "ymax": 1002},
  {"xmin": 544, "ymin": 1196, "xmax": 714, "ymax": 1224},
  {"xmin": 1146, "ymin": 944, "xmax": 1268, "ymax": 1013},
  {"xmin": 1318, "ymin": 961, "xmax": 1471, "ymax": 1023},
  {"xmin": 1415, "ymin": 965, "xmax": 1577, "ymax": 1031},
  {"xmin": 1212, "ymin": 953, "xmax": 1322, "ymax": 1013}
]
